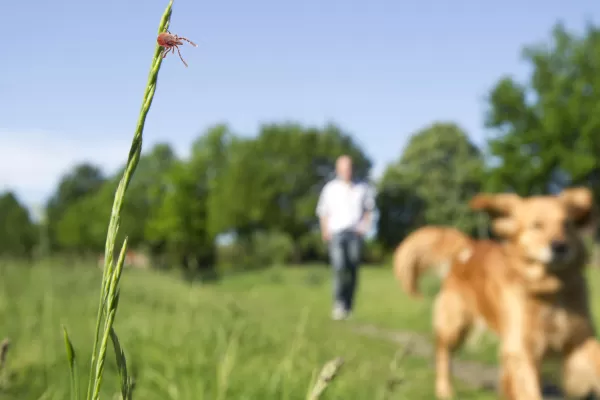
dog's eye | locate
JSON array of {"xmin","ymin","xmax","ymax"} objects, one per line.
[{"xmin": 531, "ymin": 221, "xmax": 544, "ymax": 230}]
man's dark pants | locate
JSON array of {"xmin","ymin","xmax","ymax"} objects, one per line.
[{"xmin": 328, "ymin": 229, "xmax": 363, "ymax": 312}]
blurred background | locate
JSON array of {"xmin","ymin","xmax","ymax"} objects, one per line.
[{"xmin": 0, "ymin": 0, "xmax": 599, "ymax": 399}]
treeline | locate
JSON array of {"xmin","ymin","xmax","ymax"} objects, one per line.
[{"xmin": 3, "ymin": 23, "xmax": 600, "ymax": 272}]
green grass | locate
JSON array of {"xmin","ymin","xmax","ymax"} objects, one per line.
[
  {"xmin": 72, "ymin": 1, "xmax": 174, "ymax": 399},
  {"xmin": 0, "ymin": 261, "xmax": 504, "ymax": 400}
]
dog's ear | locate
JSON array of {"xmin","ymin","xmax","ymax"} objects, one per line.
[
  {"xmin": 491, "ymin": 217, "xmax": 519, "ymax": 238},
  {"xmin": 559, "ymin": 187, "xmax": 596, "ymax": 232},
  {"xmin": 469, "ymin": 193, "xmax": 521, "ymax": 217}
]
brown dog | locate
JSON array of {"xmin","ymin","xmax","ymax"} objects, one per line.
[
  {"xmin": 393, "ymin": 225, "xmax": 474, "ymax": 297},
  {"xmin": 419, "ymin": 188, "xmax": 598, "ymax": 399},
  {"xmin": 393, "ymin": 226, "xmax": 497, "ymax": 349}
]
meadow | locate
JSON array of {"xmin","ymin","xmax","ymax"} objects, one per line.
[
  {"xmin": 1, "ymin": 1, "xmax": 598, "ymax": 398},
  {"xmin": 4, "ymin": 260, "xmax": 600, "ymax": 400},
  {"xmin": 0, "ymin": 260, "xmax": 512, "ymax": 400}
]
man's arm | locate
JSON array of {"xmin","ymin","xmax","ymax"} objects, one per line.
[
  {"xmin": 319, "ymin": 215, "xmax": 330, "ymax": 241},
  {"xmin": 357, "ymin": 184, "xmax": 376, "ymax": 235},
  {"xmin": 316, "ymin": 184, "xmax": 330, "ymax": 241}
]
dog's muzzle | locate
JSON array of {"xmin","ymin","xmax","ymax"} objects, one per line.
[{"xmin": 550, "ymin": 240, "xmax": 572, "ymax": 264}]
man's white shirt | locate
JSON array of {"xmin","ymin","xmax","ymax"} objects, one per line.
[{"xmin": 316, "ymin": 178, "xmax": 376, "ymax": 235}]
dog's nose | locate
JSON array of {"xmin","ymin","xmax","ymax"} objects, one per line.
[{"xmin": 551, "ymin": 240, "xmax": 569, "ymax": 255}]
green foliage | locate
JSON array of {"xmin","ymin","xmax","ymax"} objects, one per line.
[
  {"xmin": 46, "ymin": 163, "xmax": 106, "ymax": 251},
  {"xmin": 145, "ymin": 158, "xmax": 215, "ymax": 271},
  {"xmin": 6, "ymin": 12, "xmax": 600, "ymax": 400},
  {"xmin": 217, "ymin": 230, "xmax": 295, "ymax": 270},
  {"xmin": 250, "ymin": 230, "xmax": 295, "ymax": 267},
  {"xmin": 121, "ymin": 142, "xmax": 178, "ymax": 249},
  {"xmin": 59, "ymin": 2, "xmax": 175, "ymax": 400},
  {"xmin": 63, "ymin": 326, "xmax": 79, "ymax": 400},
  {"xmin": 19, "ymin": 20, "xmax": 600, "ymax": 269},
  {"xmin": 144, "ymin": 125, "xmax": 232, "ymax": 271},
  {"xmin": 362, "ymin": 238, "xmax": 385, "ymax": 264},
  {"xmin": 0, "ymin": 191, "xmax": 38, "ymax": 258},
  {"xmin": 39, "ymin": 118, "xmax": 491, "ymax": 267},
  {"xmin": 208, "ymin": 123, "xmax": 372, "ymax": 244},
  {"xmin": 54, "ymin": 143, "xmax": 179, "ymax": 255},
  {"xmin": 485, "ymin": 22, "xmax": 600, "ymax": 196},
  {"xmin": 377, "ymin": 122, "xmax": 484, "ymax": 249},
  {"xmin": 375, "ymin": 182, "xmax": 424, "ymax": 251},
  {"xmin": 296, "ymin": 231, "xmax": 327, "ymax": 262},
  {"xmin": 0, "ymin": 261, "xmax": 503, "ymax": 399},
  {"xmin": 109, "ymin": 327, "xmax": 134, "ymax": 400},
  {"xmin": 55, "ymin": 195, "xmax": 105, "ymax": 253}
]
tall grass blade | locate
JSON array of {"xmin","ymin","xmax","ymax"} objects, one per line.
[
  {"xmin": 62, "ymin": 326, "xmax": 79, "ymax": 400},
  {"xmin": 90, "ymin": 238, "xmax": 128, "ymax": 400},
  {"xmin": 306, "ymin": 357, "xmax": 344, "ymax": 400},
  {"xmin": 83, "ymin": 1, "xmax": 175, "ymax": 398},
  {"xmin": 110, "ymin": 327, "xmax": 133, "ymax": 400}
]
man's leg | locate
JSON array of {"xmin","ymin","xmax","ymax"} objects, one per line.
[
  {"xmin": 344, "ymin": 232, "xmax": 363, "ymax": 312},
  {"xmin": 328, "ymin": 233, "xmax": 349, "ymax": 320}
]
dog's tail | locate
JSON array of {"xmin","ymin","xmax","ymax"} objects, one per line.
[{"xmin": 393, "ymin": 226, "xmax": 472, "ymax": 297}]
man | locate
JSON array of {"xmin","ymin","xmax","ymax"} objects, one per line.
[{"xmin": 316, "ymin": 155, "xmax": 376, "ymax": 320}]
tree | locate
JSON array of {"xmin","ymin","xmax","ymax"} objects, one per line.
[
  {"xmin": 484, "ymin": 22, "xmax": 600, "ymax": 196},
  {"xmin": 376, "ymin": 182, "xmax": 425, "ymax": 251},
  {"xmin": 0, "ymin": 191, "xmax": 37, "ymax": 258},
  {"xmin": 377, "ymin": 122, "xmax": 484, "ymax": 249},
  {"xmin": 144, "ymin": 160, "xmax": 212, "ymax": 271},
  {"xmin": 121, "ymin": 142, "xmax": 178, "ymax": 248},
  {"xmin": 54, "ymin": 196, "xmax": 100, "ymax": 253},
  {"xmin": 53, "ymin": 144, "xmax": 179, "ymax": 254},
  {"xmin": 145, "ymin": 125, "xmax": 232, "ymax": 272},
  {"xmin": 208, "ymin": 122, "xmax": 372, "ymax": 261},
  {"xmin": 46, "ymin": 163, "xmax": 105, "ymax": 251}
]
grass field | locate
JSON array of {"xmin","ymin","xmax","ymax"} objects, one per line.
[{"xmin": 2, "ymin": 262, "xmax": 599, "ymax": 400}]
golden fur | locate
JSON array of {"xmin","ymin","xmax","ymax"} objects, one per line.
[
  {"xmin": 393, "ymin": 226, "xmax": 473, "ymax": 297},
  {"xmin": 406, "ymin": 188, "xmax": 600, "ymax": 399}
]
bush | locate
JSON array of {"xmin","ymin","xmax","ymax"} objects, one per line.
[
  {"xmin": 362, "ymin": 238, "xmax": 386, "ymax": 264},
  {"xmin": 251, "ymin": 230, "xmax": 294, "ymax": 266},
  {"xmin": 217, "ymin": 230, "xmax": 295, "ymax": 271},
  {"xmin": 297, "ymin": 231, "xmax": 328, "ymax": 262}
]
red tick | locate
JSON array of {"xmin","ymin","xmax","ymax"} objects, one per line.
[{"xmin": 156, "ymin": 30, "xmax": 197, "ymax": 67}]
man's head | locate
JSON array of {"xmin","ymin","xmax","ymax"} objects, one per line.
[{"xmin": 336, "ymin": 155, "xmax": 353, "ymax": 182}]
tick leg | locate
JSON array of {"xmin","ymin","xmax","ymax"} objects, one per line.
[
  {"xmin": 175, "ymin": 46, "xmax": 188, "ymax": 67},
  {"xmin": 161, "ymin": 47, "xmax": 169, "ymax": 58},
  {"xmin": 182, "ymin": 37, "xmax": 198, "ymax": 47}
]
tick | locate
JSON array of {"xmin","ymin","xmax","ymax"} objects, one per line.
[{"xmin": 156, "ymin": 30, "xmax": 197, "ymax": 67}]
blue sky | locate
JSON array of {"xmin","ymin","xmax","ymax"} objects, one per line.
[{"xmin": 1, "ymin": 0, "xmax": 598, "ymax": 213}]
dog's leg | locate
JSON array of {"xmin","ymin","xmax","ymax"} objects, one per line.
[
  {"xmin": 498, "ymin": 350, "xmax": 542, "ymax": 400},
  {"xmin": 498, "ymin": 292, "xmax": 543, "ymax": 400},
  {"xmin": 433, "ymin": 286, "xmax": 471, "ymax": 399},
  {"xmin": 562, "ymin": 337, "xmax": 600, "ymax": 398}
]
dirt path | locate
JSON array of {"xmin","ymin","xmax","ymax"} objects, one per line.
[{"xmin": 350, "ymin": 323, "xmax": 565, "ymax": 399}]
